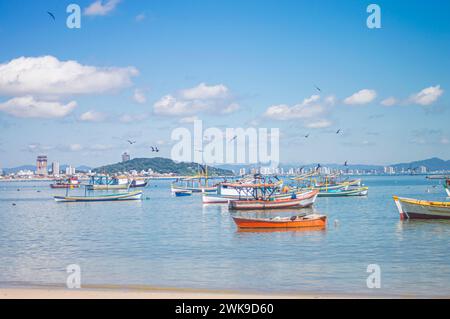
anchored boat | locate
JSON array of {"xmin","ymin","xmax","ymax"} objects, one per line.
[
  {"xmin": 54, "ymin": 190, "xmax": 143, "ymax": 202},
  {"xmin": 50, "ymin": 177, "xmax": 80, "ymax": 189},
  {"xmin": 174, "ymin": 189, "xmax": 193, "ymax": 197},
  {"xmin": 229, "ymin": 190, "xmax": 319, "ymax": 210},
  {"xmin": 317, "ymin": 186, "xmax": 368, "ymax": 197},
  {"xmin": 232, "ymin": 213, "xmax": 327, "ymax": 229},
  {"xmin": 393, "ymin": 196, "xmax": 450, "ymax": 220}
]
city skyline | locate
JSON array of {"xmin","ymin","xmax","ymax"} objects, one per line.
[{"xmin": 0, "ymin": 0, "xmax": 449, "ymax": 168}]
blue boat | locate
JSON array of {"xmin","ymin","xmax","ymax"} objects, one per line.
[{"xmin": 174, "ymin": 189, "xmax": 193, "ymax": 197}]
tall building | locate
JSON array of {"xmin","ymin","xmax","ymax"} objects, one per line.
[
  {"xmin": 52, "ymin": 162, "xmax": 60, "ymax": 176},
  {"xmin": 65, "ymin": 165, "xmax": 76, "ymax": 175},
  {"xmin": 122, "ymin": 152, "xmax": 131, "ymax": 162},
  {"xmin": 36, "ymin": 155, "xmax": 48, "ymax": 176},
  {"xmin": 419, "ymin": 166, "xmax": 427, "ymax": 174},
  {"xmin": 239, "ymin": 168, "xmax": 246, "ymax": 176},
  {"xmin": 384, "ymin": 166, "xmax": 395, "ymax": 174}
]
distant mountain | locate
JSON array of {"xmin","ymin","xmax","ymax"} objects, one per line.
[
  {"xmin": 391, "ymin": 157, "xmax": 450, "ymax": 171},
  {"xmin": 93, "ymin": 157, "xmax": 233, "ymax": 176}
]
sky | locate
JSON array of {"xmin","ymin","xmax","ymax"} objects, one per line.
[{"xmin": 0, "ymin": 0, "xmax": 449, "ymax": 168}]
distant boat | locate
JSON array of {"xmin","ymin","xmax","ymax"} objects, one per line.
[
  {"xmin": 393, "ymin": 196, "xmax": 450, "ymax": 220},
  {"xmin": 232, "ymin": 213, "xmax": 327, "ymax": 229},
  {"xmin": 174, "ymin": 189, "xmax": 193, "ymax": 197},
  {"xmin": 229, "ymin": 190, "xmax": 318, "ymax": 210},
  {"xmin": 54, "ymin": 190, "xmax": 143, "ymax": 202},
  {"xmin": 130, "ymin": 179, "xmax": 148, "ymax": 188},
  {"xmin": 86, "ymin": 175, "xmax": 130, "ymax": 190},
  {"xmin": 50, "ymin": 177, "xmax": 80, "ymax": 189},
  {"xmin": 317, "ymin": 186, "xmax": 368, "ymax": 197}
]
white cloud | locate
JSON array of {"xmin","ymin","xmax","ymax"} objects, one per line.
[
  {"xmin": 440, "ymin": 137, "xmax": 449, "ymax": 145},
  {"xmin": 264, "ymin": 95, "xmax": 327, "ymax": 120},
  {"xmin": 180, "ymin": 83, "xmax": 228, "ymax": 100},
  {"xmin": 409, "ymin": 85, "xmax": 443, "ymax": 106},
  {"xmin": 306, "ymin": 119, "xmax": 332, "ymax": 129},
  {"xmin": 68, "ymin": 144, "xmax": 83, "ymax": 152},
  {"xmin": 380, "ymin": 97, "xmax": 397, "ymax": 106},
  {"xmin": 179, "ymin": 116, "xmax": 199, "ymax": 123},
  {"xmin": 133, "ymin": 89, "xmax": 147, "ymax": 104},
  {"xmin": 84, "ymin": 0, "xmax": 121, "ymax": 16},
  {"xmin": 0, "ymin": 56, "xmax": 138, "ymax": 98},
  {"xmin": 79, "ymin": 110, "xmax": 106, "ymax": 122},
  {"xmin": 344, "ymin": 89, "xmax": 377, "ymax": 105},
  {"xmin": 135, "ymin": 13, "xmax": 146, "ymax": 22},
  {"xmin": 0, "ymin": 96, "xmax": 76, "ymax": 118},
  {"xmin": 153, "ymin": 83, "xmax": 238, "ymax": 116}
]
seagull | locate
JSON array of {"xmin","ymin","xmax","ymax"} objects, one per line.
[
  {"xmin": 314, "ymin": 84, "xmax": 321, "ymax": 92},
  {"xmin": 127, "ymin": 140, "xmax": 136, "ymax": 145},
  {"xmin": 155, "ymin": 146, "xmax": 159, "ymax": 152},
  {"xmin": 47, "ymin": 11, "xmax": 56, "ymax": 21},
  {"xmin": 229, "ymin": 135, "xmax": 238, "ymax": 142},
  {"xmin": 336, "ymin": 129, "xmax": 341, "ymax": 134},
  {"xmin": 304, "ymin": 134, "xmax": 309, "ymax": 138},
  {"xmin": 150, "ymin": 146, "xmax": 155, "ymax": 152}
]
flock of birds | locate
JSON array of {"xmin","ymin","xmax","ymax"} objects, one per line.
[{"xmin": 127, "ymin": 140, "xmax": 159, "ymax": 152}]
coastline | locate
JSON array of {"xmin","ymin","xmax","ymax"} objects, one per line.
[{"xmin": 0, "ymin": 286, "xmax": 385, "ymax": 299}]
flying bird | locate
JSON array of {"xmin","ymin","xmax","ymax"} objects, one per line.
[
  {"xmin": 304, "ymin": 134, "xmax": 310, "ymax": 138},
  {"xmin": 150, "ymin": 146, "xmax": 155, "ymax": 152},
  {"xmin": 47, "ymin": 11, "xmax": 55, "ymax": 21},
  {"xmin": 127, "ymin": 140, "xmax": 136, "ymax": 145},
  {"xmin": 314, "ymin": 84, "xmax": 321, "ymax": 92},
  {"xmin": 336, "ymin": 129, "xmax": 341, "ymax": 134},
  {"xmin": 229, "ymin": 135, "xmax": 238, "ymax": 142},
  {"xmin": 315, "ymin": 163, "xmax": 321, "ymax": 171},
  {"xmin": 155, "ymin": 146, "xmax": 159, "ymax": 152}
]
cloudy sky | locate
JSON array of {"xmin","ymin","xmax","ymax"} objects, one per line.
[{"xmin": 0, "ymin": 0, "xmax": 449, "ymax": 167}]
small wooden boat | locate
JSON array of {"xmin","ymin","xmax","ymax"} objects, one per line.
[
  {"xmin": 318, "ymin": 186, "xmax": 368, "ymax": 197},
  {"xmin": 174, "ymin": 189, "xmax": 193, "ymax": 197},
  {"xmin": 54, "ymin": 190, "xmax": 143, "ymax": 202},
  {"xmin": 232, "ymin": 213, "xmax": 327, "ymax": 229},
  {"xmin": 130, "ymin": 179, "xmax": 148, "ymax": 188},
  {"xmin": 50, "ymin": 177, "xmax": 80, "ymax": 189},
  {"xmin": 393, "ymin": 196, "xmax": 450, "ymax": 220},
  {"xmin": 229, "ymin": 190, "xmax": 319, "ymax": 210}
]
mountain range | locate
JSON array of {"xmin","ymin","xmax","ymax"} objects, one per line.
[{"xmin": 2, "ymin": 157, "xmax": 449, "ymax": 174}]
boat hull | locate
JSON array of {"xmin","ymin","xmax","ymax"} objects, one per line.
[
  {"xmin": 50, "ymin": 184, "xmax": 80, "ymax": 189},
  {"xmin": 229, "ymin": 190, "xmax": 318, "ymax": 210},
  {"xmin": 393, "ymin": 196, "xmax": 450, "ymax": 220},
  {"xmin": 54, "ymin": 191, "xmax": 143, "ymax": 202},
  {"xmin": 233, "ymin": 214, "xmax": 327, "ymax": 229},
  {"xmin": 171, "ymin": 185, "xmax": 216, "ymax": 193},
  {"xmin": 318, "ymin": 187, "xmax": 368, "ymax": 197},
  {"xmin": 446, "ymin": 187, "xmax": 450, "ymax": 197},
  {"xmin": 174, "ymin": 190, "xmax": 192, "ymax": 197}
]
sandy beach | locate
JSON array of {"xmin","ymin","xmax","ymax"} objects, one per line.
[{"xmin": 0, "ymin": 286, "xmax": 375, "ymax": 299}]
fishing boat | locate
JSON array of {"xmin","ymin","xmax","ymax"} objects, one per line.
[
  {"xmin": 174, "ymin": 189, "xmax": 193, "ymax": 197},
  {"xmin": 232, "ymin": 213, "xmax": 327, "ymax": 229},
  {"xmin": 86, "ymin": 175, "xmax": 130, "ymax": 190},
  {"xmin": 50, "ymin": 177, "xmax": 80, "ymax": 189},
  {"xmin": 54, "ymin": 190, "xmax": 143, "ymax": 202},
  {"xmin": 393, "ymin": 196, "xmax": 450, "ymax": 220},
  {"xmin": 130, "ymin": 179, "xmax": 148, "ymax": 188},
  {"xmin": 229, "ymin": 190, "xmax": 319, "ymax": 210},
  {"xmin": 317, "ymin": 186, "xmax": 368, "ymax": 197}
]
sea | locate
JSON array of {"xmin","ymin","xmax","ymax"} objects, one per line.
[{"xmin": 0, "ymin": 175, "xmax": 449, "ymax": 297}]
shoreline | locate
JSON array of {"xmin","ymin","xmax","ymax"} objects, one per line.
[{"xmin": 0, "ymin": 284, "xmax": 438, "ymax": 299}]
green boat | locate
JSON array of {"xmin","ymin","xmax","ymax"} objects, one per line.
[
  {"xmin": 54, "ymin": 190, "xmax": 143, "ymax": 202},
  {"xmin": 318, "ymin": 186, "xmax": 369, "ymax": 197}
]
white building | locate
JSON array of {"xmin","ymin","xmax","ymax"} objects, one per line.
[
  {"xmin": 239, "ymin": 168, "xmax": 246, "ymax": 176},
  {"xmin": 65, "ymin": 166, "xmax": 76, "ymax": 175},
  {"xmin": 419, "ymin": 166, "xmax": 427, "ymax": 174},
  {"xmin": 52, "ymin": 162, "xmax": 60, "ymax": 176},
  {"xmin": 384, "ymin": 166, "xmax": 395, "ymax": 174}
]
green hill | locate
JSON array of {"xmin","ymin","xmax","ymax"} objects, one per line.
[{"xmin": 93, "ymin": 157, "xmax": 233, "ymax": 176}]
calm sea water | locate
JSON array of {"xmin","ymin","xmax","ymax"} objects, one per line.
[{"xmin": 0, "ymin": 175, "xmax": 449, "ymax": 297}]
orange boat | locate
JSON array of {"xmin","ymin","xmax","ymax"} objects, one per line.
[{"xmin": 232, "ymin": 214, "xmax": 327, "ymax": 229}]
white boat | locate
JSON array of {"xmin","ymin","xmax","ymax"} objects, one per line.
[
  {"xmin": 54, "ymin": 190, "xmax": 143, "ymax": 202},
  {"xmin": 393, "ymin": 196, "xmax": 450, "ymax": 220}
]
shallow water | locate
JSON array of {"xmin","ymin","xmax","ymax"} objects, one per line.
[{"xmin": 0, "ymin": 176, "xmax": 449, "ymax": 297}]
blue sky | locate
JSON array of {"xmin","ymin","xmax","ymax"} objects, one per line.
[{"xmin": 0, "ymin": 0, "xmax": 449, "ymax": 168}]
